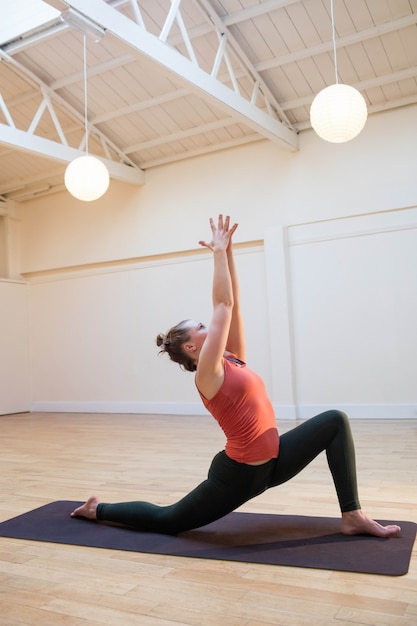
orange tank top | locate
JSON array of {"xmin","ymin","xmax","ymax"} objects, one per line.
[{"xmin": 197, "ymin": 357, "xmax": 279, "ymax": 463}]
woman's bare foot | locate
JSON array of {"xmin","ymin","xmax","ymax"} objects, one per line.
[
  {"xmin": 70, "ymin": 496, "xmax": 100, "ymax": 520},
  {"xmin": 341, "ymin": 509, "xmax": 401, "ymax": 537}
]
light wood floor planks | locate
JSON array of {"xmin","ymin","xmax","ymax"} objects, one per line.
[{"xmin": 0, "ymin": 412, "xmax": 416, "ymax": 625}]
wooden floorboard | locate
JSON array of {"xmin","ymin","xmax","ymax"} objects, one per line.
[{"xmin": 0, "ymin": 412, "xmax": 416, "ymax": 625}]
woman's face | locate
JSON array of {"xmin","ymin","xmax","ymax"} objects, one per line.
[{"xmin": 185, "ymin": 320, "xmax": 208, "ymax": 351}]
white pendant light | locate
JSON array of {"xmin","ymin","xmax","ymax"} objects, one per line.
[
  {"xmin": 65, "ymin": 34, "xmax": 109, "ymax": 201},
  {"xmin": 65, "ymin": 155, "xmax": 109, "ymax": 201},
  {"xmin": 310, "ymin": 0, "xmax": 367, "ymax": 143},
  {"xmin": 310, "ymin": 83, "xmax": 367, "ymax": 143}
]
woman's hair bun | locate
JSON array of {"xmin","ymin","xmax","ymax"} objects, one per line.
[{"xmin": 156, "ymin": 333, "xmax": 165, "ymax": 348}]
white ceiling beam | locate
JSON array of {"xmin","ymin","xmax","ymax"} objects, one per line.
[
  {"xmin": 42, "ymin": 0, "xmax": 298, "ymax": 151},
  {"xmin": 0, "ymin": 124, "xmax": 145, "ymax": 185},
  {"xmin": 195, "ymin": 0, "xmax": 293, "ymax": 127},
  {"xmin": 92, "ymin": 88, "xmax": 189, "ymax": 124},
  {"xmin": 50, "ymin": 53, "xmax": 134, "ymax": 90},
  {"xmin": 124, "ymin": 117, "xmax": 240, "ymax": 153},
  {"xmin": 222, "ymin": 0, "xmax": 301, "ymax": 26}
]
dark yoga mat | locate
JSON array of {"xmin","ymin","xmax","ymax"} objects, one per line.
[{"xmin": 0, "ymin": 501, "xmax": 415, "ymax": 576}]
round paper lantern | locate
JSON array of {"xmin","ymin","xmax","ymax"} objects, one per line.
[
  {"xmin": 310, "ymin": 83, "xmax": 368, "ymax": 143},
  {"xmin": 65, "ymin": 155, "xmax": 110, "ymax": 201}
]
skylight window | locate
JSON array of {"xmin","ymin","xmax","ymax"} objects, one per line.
[{"xmin": 0, "ymin": 0, "xmax": 60, "ymax": 46}]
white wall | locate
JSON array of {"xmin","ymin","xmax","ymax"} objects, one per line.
[
  {"xmin": 286, "ymin": 208, "xmax": 417, "ymax": 419},
  {"xmin": 0, "ymin": 280, "xmax": 30, "ymax": 414},
  {"xmin": 14, "ymin": 105, "xmax": 417, "ymax": 418},
  {"xmin": 0, "ymin": 217, "xmax": 6, "ymax": 278},
  {"xmin": 27, "ymin": 245, "xmax": 271, "ymax": 414}
]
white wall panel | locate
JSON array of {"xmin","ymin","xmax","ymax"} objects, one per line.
[
  {"xmin": 0, "ymin": 280, "xmax": 30, "ymax": 414},
  {"xmin": 288, "ymin": 208, "xmax": 417, "ymax": 418}
]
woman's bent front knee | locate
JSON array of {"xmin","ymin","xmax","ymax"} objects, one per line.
[{"xmin": 320, "ymin": 409, "xmax": 350, "ymax": 430}]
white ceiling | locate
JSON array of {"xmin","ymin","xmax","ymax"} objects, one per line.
[{"xmin": 0, "ymin": 0, "xmax": 416, "ymax": 201}]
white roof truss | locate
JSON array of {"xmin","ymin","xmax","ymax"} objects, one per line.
[
  {"xmin": 0, "ymin": 0, "xmax": 416, "ymax": 198},
  {"xmin": 4, "ymin": 1, "xmax": 415, "ymax": 150},
  {"xmin": 0, "ymin": 46, "xmax": 145, "ymax": 185},
  {"xmin": 42, "ymin": 0, "xmax": 299, "ymax": 150}
]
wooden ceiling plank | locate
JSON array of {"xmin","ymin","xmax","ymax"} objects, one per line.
[{"xmin": 255, "ymin": 13, "xmax": 417, "ymax": 72}]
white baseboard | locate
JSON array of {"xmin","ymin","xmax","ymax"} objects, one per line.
[
  {"xmin": 292, "ymin": 404, "xmax": 417, "ymax": 420},
  {"xmin": 30, "ymin": 401, "xmax": 209, "ymax": 415},
  {"xmin": 30, "ymin": 401, "xmax": 417, "ymax": 419}
]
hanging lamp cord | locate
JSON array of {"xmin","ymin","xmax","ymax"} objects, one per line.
[
  {"xmin": 330, "ymin": 0, "xmax": 339, "ymax": 84},
  {"xmin": 83, "ymin": 34, "xmax": 89, "ymax": 155}
]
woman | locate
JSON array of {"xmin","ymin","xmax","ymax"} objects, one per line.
[{"xmin": 72, "ymin": 215, "xmax": 400, "ymax": 538}]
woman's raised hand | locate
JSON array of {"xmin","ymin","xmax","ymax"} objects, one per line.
[{"xmin": 199, "ymin": 215, "xmax": 238, "ymax": 252}]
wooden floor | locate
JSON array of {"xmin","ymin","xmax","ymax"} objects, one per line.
[{"xmin": 0, "ymin": 413, "xmax": 416, "ymax": 626}]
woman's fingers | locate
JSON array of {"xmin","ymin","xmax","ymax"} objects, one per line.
[
  {"xmin": 201, "ymin": 216, "xmax": 237, "ymax": 250},
  {"xmin": 214, "ymin": 214, "xmax": 235, "ymax": 234}
]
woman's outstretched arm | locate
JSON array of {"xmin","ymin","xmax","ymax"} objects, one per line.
[
  {"xmin": 196, "ymin": 215, "xmax": 237, "ymax": 398},
  {"xmin": 225, "ymin": 234, "xmax": 246, "ymax": 361}
]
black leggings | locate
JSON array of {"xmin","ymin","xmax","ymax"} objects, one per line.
[{"xmin": 96, "ymin": 410, "xmax": 360, "ymax": 534}]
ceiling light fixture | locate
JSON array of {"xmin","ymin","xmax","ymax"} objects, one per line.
[
  {"xmin": 310, "ymin": 0, "xmax": 367, "ymax": 143},
  {"xmin": 64, "ymin": 32, "xmax": 109, "ymax": 202},
  {"xmin": 60, "ymin": 8, "xmax": 105, "ymax": 43}
]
